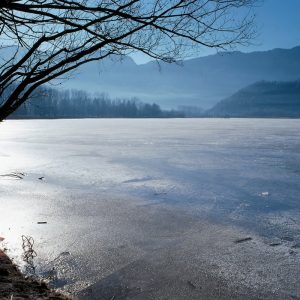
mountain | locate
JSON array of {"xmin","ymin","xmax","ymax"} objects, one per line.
[
  {"xmin": 205, "ymin": 80, "xmax": 300, "ymax": 117},
  {"xmin": 62, "ymin": 46, "xmax": 300, "ymax": 109}
]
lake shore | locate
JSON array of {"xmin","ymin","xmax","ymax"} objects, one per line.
[
  {"xmin": 0, "ymin": 250, "xmax": 69, "ymax": 299},
  {"xmin": 1, "ymin": 196, "xmax": 299, "ymax": 299},
  {"xmin": 1, "ymin": 213, "xmax": 299, "ymax": 300}
]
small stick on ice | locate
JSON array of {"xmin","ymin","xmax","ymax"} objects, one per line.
[{"xmin": 234, "ymin": 237, "xmax": 252, "ymax": 244}]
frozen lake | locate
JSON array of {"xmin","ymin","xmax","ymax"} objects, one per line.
[{"xmin": 0, "ymin": 119, "xmax": 300, "ymax": 299}]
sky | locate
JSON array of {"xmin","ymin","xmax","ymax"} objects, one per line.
[{"xmin": 132, "ymin": 0, "xmax": 300, "ymax": 64}]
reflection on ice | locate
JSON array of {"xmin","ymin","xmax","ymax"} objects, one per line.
[{"xmin": 0, "ymin": 119, "xmax": 300, "ymax": 298}]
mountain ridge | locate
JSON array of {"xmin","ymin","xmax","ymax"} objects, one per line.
[
  {"xmin": 206, "ymin": 80, "xmax": 300, "ymax": 117},
  {"xmin": 62, "ymin": 46, "xmax": 300, "ymax": 109}
]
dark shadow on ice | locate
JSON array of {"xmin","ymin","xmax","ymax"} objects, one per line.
[
  {"xmin": 122, "ymin": 176, "xmax": 156, "ymax": 184},
  {"xmin": 77, "ymin": 269, "xmax": 140, "ymax": 300}
]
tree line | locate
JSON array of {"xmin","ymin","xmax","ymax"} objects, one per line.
[{"xmin": 9, "ymin": 86, "xmax": 184, "ymax": 119}]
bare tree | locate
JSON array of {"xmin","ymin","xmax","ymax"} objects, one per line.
[{"xmin": 0, "ymin": 0, "xmax": 257, "ymax": 121}]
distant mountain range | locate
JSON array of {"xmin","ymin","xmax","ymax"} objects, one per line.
[
  {"xmin": 62, "ymin": 46, "xmax": 300, "ymax": 109},
  {"xmin": 205, "ymin": 80, "xmax": 300, "ymax": 117}
]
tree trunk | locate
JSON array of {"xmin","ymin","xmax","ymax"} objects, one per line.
[{"xmin": 0, "ymin": 104, "xmax": 16, "ymax": 121}]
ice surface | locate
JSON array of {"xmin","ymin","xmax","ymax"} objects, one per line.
[{"xmin": 0, "ymin": 119, "xmax": 299, "ymax": 298}]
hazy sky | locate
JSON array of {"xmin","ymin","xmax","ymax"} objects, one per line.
[
  {"xmin": 254, "ymin": 0, "xmax": 300, "ymax": 50},
  {"xmin": 132, "ymin": 0, "xmax": 300, "ymax": 64}
]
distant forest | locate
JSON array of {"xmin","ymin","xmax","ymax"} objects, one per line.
[
  {"xmin": 8, "ymin": 86, "xmax": 184, "ymax": 119},
  {"xmin": 6, "ymin": 80, "xmax": 299, "ymax": 119}
]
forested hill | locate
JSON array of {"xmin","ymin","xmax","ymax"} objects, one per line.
[
  {"xmin": 9, "ymin": 87, "xmax": 183, "ymax": 119},
  {"xmin": 206, "ymin": 80, "xmax": 300, "ymax": 117},
  {"xmin": 62, "ymin": 46, "xmax": 300, "ymax": 108}
]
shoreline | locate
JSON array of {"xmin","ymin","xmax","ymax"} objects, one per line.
[{"xmin": 0, "ymin": 250, "xmax": 69, "ymax": 300}]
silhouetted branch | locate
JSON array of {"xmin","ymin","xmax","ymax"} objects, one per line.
[{"xmin": 0, "ymin": 0, "xmax": 257, "ymax": 120}]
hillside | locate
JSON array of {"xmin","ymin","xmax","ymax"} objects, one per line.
[
  {"xmin": 206, "ymin": 81, "xmax": 300, "ymax": 117},
  {"xmin": 61, "ymin": 46, "xmax": 300, "ymax": 109}
]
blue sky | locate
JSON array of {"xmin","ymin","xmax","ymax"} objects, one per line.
[
  {"xmin": 253, "ymin": 0, "xmax": 300, "ymax": 51},
  {"xmin": 132, "ymin": 0, "xmax": 300, "ymax": 64}
]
